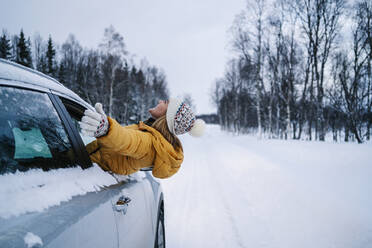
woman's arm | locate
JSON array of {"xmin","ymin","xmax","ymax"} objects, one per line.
[{"xmin": 97, "ymin": 117, "xmax": 152, "ymax": 159}]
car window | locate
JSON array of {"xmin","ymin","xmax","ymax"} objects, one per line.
[{"xmin": 0, "ymin": 86, "xmax": 76, "ymax": 174}]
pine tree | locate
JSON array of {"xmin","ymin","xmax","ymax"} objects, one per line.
[
  {"xmin": 16, "ymin": 30, "xmax": 33, "ymax": 68},
  {"xmin": 46, "ymin": 35, "xmax": 56, "ymax": 75},
  {"xmin": 16, "ymin": 30, "xmax": 26, "ymax": 65},
  {"xmin": 39, "ymin": 55, "xmax": 47, "ymax": 74},
  {"xmin": 0, "ymin": 33, "xmax": 12, "ymax": 59}
]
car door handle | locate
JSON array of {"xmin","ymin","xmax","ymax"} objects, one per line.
[{"xmin": 114, "ymin": 196, "xmax": 131, "ymax": 214}]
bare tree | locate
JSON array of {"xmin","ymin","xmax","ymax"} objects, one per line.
[
  {"xmin": 253, "ymin": 0, "xmax": 266, "ymax": 138},
  {"xmin": 231, "ymin": 0, "xmax": 267, "ymax": 136},
  {"xmin": 99, "ymin": 25, "xmax": 127, "ymax": 117},
  {"xmin": 336, "ymin": 1, "xmax": 371, "ymax": 143},
  {"xmin": 32, "ymin": 32, "xmax": 45, "ymax": 71},
  {"xmin": 60, "ymin": 34, "xmax": 83, "ymax": 91},
  {"xmin": 358, "ymin": 0, "xmax": 372, "ymax": 140},
  {"xmin": 182, "ymin": 93, "xmax": 196, "ymax": 113},
  {"xmin": 293, "ymin": 0, "xmax": 345, "ymax": 141}
]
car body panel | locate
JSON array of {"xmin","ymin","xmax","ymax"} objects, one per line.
[
  {"xmin": 0, "ymin": 183, "xmax": 119, "ymax": 248},
  {"xmin": 111, "ymin": 176, "xmax": 154, "ymax": 247}
]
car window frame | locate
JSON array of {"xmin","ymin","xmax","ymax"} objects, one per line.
[{"xmin": 53, "ymin": 95, "xmax": 94, "ymax": 169}]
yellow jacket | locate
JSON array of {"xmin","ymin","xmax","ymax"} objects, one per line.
[{"xmin": 85, "ymin": 117, "xmax": 184, "ymax": 179}]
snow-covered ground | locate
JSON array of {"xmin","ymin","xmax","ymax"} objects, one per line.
[{"xmin": 162, "ymin": 125, "xmax": 372, "ymax": 248}]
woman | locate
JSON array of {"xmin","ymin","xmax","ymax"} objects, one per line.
[{"xmin": 79, "ymin": 98, "xmax": 205, "ymax": 179}]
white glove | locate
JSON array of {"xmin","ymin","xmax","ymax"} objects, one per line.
[{"xmin": 79, "ymin": 103, "xmax": 109, "ymax": 138}]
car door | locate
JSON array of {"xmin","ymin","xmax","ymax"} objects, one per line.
[
  {"xmin": 0, "ymin": 85, "xmax": 118, "ymax": 248},
  {"xmin": 58, "ymin": 96, "xmax": 155, "ymax": 248},
  {"xmin": 110, "ymin": 175, "xmax": 155, "ymax": 248}
]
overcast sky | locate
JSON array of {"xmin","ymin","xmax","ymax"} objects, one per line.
[{"xmin": 1, "ymin": 0, "xmax": 246, "ymax": 114}]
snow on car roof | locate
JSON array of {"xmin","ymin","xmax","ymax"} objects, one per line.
[{"xmin": 0, "ymin": 59, "xmax": 92, "ymax": 109}]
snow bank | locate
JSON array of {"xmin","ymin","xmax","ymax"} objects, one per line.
[{"xmin": 0, "ymin": 164, "xmax": 118, "ymax": 219}]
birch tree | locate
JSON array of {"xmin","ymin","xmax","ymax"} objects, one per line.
[
  {"xmin": 99, "ymin": 25, "xmax": 127, "ymax": 117},
  {"xmin": 32, "ymin": 33, "xmax": 46, "ymax": 72},
  {"xmin": 293, "ymin": 0, "xmax": 345, "ymax": 141},
  {"xmin": 357, "ymin": 0, "xmax": 372, "ymax": 140},
  {"xmin": 252, "ymin": 0, "xmax": 266, "ymax": 138},
  {"xmin": 60, "ymin": 34, "xmax": 83, "ymax": 91}
]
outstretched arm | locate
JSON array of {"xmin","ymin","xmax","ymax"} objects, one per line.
[
  {"xmin": 97, "ymin": 117, "xmax": 153, "ymax": 159},
  {"xmin": 80, "ymin": 102, "xmax": 152, "ymax": 161}
]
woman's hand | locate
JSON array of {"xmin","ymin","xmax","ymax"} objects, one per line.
[{"xmin": 79, "ymin": 103, "xmax": 109, "ymax": 138}]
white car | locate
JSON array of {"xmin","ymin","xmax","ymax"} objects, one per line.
[{"xmin": 0, "ymin": 58, "xmax": 165, "ymax": 248}]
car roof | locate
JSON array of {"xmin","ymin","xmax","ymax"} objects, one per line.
[{"xmin": 0, "ymin": 58, "xmax": 93, "ymax": 110}]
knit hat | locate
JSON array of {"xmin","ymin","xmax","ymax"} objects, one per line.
[{"xmin": 166, "ymin": 98, "xmax": 206, "ymax": 137}]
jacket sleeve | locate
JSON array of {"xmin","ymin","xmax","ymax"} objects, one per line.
[
  {"xmin": 85, "ymin": 140, "xmax": 110, "ymax": 171},
  {"xmin": 96, "ymin": 117, "xmax": 152, "ymax": 159}
]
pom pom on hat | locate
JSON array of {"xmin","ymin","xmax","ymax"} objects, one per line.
[{"xmin": 189, "ymin": 119, "xmax": 206, "ymax": 137}]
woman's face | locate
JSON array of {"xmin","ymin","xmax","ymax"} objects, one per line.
[{"xmin": 149, "ymin": 99, "xmax": 169, "ymax": 119}]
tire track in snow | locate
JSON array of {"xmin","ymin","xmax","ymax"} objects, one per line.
[
  {"xmin": 165, "ymin": 127, "xmax": 278, "ymax": 247},
  {"xmin": 175, "ymin": 151, "xmax": 198, "ymax": 247},
  {"xmin": 195, "ymin": 136, "xmax": 249, "ymax": 248},
  {"xmin": 208, "ymin": 156, "xmax": 247, "ymax": 248},
  {"xmin": 204, "ymin": 137, "xmax": 277, "ymax": 247},
  {"xmin": 165, "ymin": 134, "xmax": 250, "ymax": 247}
]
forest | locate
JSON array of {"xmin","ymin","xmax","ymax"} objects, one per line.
[
  {"xmin": 211, "ymin": 0, "xmax": 371, "ymax": 143},
  {"xmin": 0, "ymin": 25, "xmax": 171, "ymax": 125},
  {"xmin": 1, "ymin": 0, "xmax": 371, "ymax": 143}
]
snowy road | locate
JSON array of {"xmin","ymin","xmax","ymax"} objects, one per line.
[{"xmin": 161, "ymin": 125, "xmax": 372, "ymax": 248}]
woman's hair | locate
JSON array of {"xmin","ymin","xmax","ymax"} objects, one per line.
[{"xmin": 151, "ymin": 115, "xmax": 183, "ymax": 151}]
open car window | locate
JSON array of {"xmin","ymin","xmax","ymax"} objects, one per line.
[{"xmin": 0, "ymin": 86, "xmax": 76, "ymax": 174}]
